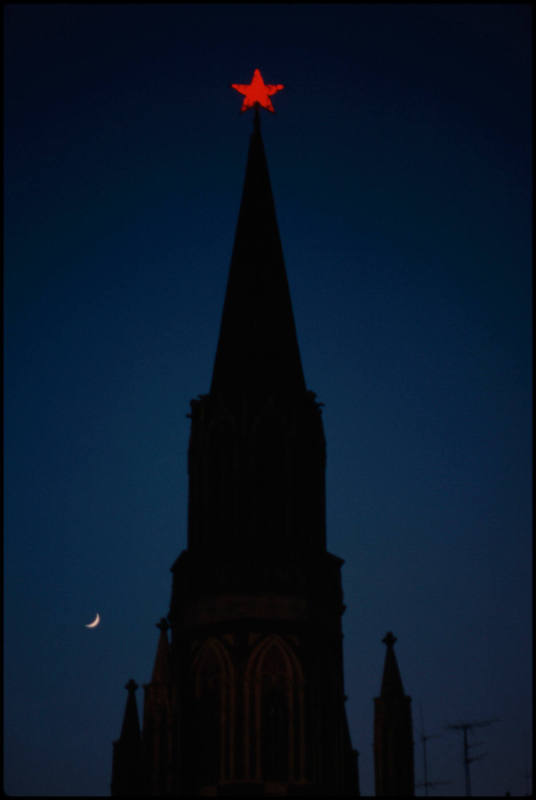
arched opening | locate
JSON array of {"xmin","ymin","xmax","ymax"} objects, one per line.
[
  {"xmin": 244, "ymin": 634, "xmax": 305, "ymax": 784},
  {"xmin": 260, "ymin": 644, "xmax": 290, "ymax": 780}
]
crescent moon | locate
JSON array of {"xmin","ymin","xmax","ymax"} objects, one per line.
[{"xmin": 85, "ymin": 613, "xmax": 101, "ymax": 629}]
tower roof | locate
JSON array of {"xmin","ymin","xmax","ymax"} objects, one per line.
[
  {"xmin": 380, "ymin": 631, "xmax": 406, "ymax": 697},
  {"xmin": 150, "ymin": 618, "xmax": 171, "ymax": 684},
  {"xmin": 119, "ymin": 678, "xmax": 141, "ymax": 744},
  {"xmin": 111, "ymin": 679, "xmax": 144, "ymax": 796},
  {"xmin": 210, "ymin": 108, "xmax": 306, "ymax": 401}
]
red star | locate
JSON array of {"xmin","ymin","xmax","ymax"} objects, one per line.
[{"xmin": 231, "ymin": 68, "xmax": 284, "ymax": 113}]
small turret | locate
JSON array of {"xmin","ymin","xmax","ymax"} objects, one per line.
[
  {"xmin": 149, "ymin": 617, "xmax": 172, "ymax": 685},
  {"xmin": 142, "ymin": 619, "xmax": 174, "ymax": 795},
  {"xmin": 374, "ymin": 632, "xmax": 415, "ymax": 796},
  {"xmin": 111, "ymin": 679, "xmax": 145, "ymax": 796}
]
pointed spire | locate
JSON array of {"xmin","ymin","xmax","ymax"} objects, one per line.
[
  {"xmin": 111, "ymin": 679, "xmax": 145, "ymax": 796},
  {"xmin": 380, "ymin": 631, "xmax": 405, "ymax": 697},
  {"xmin": 143, "ymin": 619, "xmax": 172, "ymax": 724},
  {"xmin": 120, "ymin": 678, "xmax": 142, "ymax": 741},
  {"xmin": 210, "ymin": 111, "xmax": 305, "ymax": 402},
  {"xmin": 150, "ymin": 618, "xmax": 171, "ymax": 684},
  {"xmin": 374, "ymin": 633, "xmax": 415, "ymax": 796},
  {"xmin": 141, "ymin": 621, "xmax": 173, "ymax": 796}
]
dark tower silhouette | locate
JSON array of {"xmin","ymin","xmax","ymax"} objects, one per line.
[
  {"xmin": 142, "ymin": 619, "xmax": 174, "ymax": 795},
  {"xmin": 111, "ymin": 680, "xmax": 144, "ymax": 796},
  {"xmin": 111, "ymin": 108, "xmax": 359, "ymax": 796},
  {"xmin": 374, "ymin": 632, "xmax": 415, "ymax": 796}
]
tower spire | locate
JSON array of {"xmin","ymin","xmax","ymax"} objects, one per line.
[
  {"xmin": 150, "ymin": 618, "xmax": 171, "ymax": 684},
  {"xmin": 374, "ymin": 632, "xmax": 415, "ymax": 796},
  {"xmin": 210, "ymin": 104, "xmax": 305, "ymax": 402},
  {"xmin": 111, "ymin": 679, "xmax": 145, "ymax": 796},
  {"xmin": 380, "ymin": 631, "xmax": 405, "ymax": 697},
  {"xmin": 141, "ymin": 620, "xmax": 173, "ymax": 796}
]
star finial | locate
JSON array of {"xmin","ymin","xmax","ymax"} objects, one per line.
[
  {"xmin": 231, "ymin": 68, "xmax": 284, "ymax": 113},
  {"xmin": 382, "ymin": 631, "xmax": 397, "ymax": 648}
]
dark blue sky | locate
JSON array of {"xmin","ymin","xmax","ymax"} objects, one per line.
[{"xmin": 4, "ymin": 4, "xmax": 532, "ymax": 796}]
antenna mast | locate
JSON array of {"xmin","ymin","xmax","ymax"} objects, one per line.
[
  {"xmin": 446, "ymin": 718, "xmax": 499, "ymax": 796},
  {"xmin": 416, "ymin": 706, "xmax": 450, "ymax": 796}
]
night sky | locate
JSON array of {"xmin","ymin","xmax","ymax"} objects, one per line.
[{"xmin": 4, "ymin": 4, "xmax": 532, "ymax": 796}]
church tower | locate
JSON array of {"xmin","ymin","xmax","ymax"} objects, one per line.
[
  {"xmin": 373, "ymin": 632, "xmax": 415, "ymax": 796},
  {"xmin": 112, "ymin": 102, "xmax": 359, "ymax": 796}
]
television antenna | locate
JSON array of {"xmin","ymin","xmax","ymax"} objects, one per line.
[
  {"xmin": 415, "ymin": 705, "xmax": 450, "ymax": 796},
  {"xmin": 446, "ymin": 717, "xmax": 499, "ymax": 796}
]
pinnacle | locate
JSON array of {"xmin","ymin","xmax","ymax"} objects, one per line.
[
  {"xmin": 380, "ymin": 631, "xmax": 406, "ymax": 697},
  {"xmin": 210, "ymin": 104, "xmax": 305, "ymax": 402}
]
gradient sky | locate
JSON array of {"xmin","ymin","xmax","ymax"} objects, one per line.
[{"xmin": 4, "ymin": 4, "xmax": 532, "ymax": 796}]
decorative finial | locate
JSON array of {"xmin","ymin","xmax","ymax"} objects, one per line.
[
  {"xmin": 231, "ymin": 68, "xmax": 284, "ymax": 113},
  {"xmin": 156, "ymin": 617, "xmax": 170, "ymax": 633},
  {"xmin": 125, "ymin": 678, "xmax": 138, "ymax": 693},
  {"xmin": 382, "ymin": 631, "xmax": 397, "ymax": 648}
]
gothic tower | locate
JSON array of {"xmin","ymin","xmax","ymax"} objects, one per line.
[
  {"xmin": 112, "ymin": 108, "xmax": 359, "ymax": 796},
  {"xmin": 373, "ymin": 632, "xmax": 415, "ymax": 796}
]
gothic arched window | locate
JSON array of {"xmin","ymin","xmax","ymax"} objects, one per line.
[
  {"xmin": 261, "ymin": 673, "xmax": 288, "ymax": 779},
  {"xmin": 258, "ymin": 640, "xmax": 291, "ymax": 782},
  {"xmin": 244, "ymin": 634, "xmax": 305, "ymax": 784}
]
